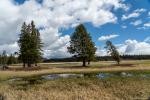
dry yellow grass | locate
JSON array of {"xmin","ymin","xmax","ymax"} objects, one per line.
[{"xmin": 0, "ymin": 77, "xmax": 150, "ymax": 100}]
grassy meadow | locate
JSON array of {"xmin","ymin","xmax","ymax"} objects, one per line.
[
  {"xmin": 0, "ymin": 77, "xmax": 150, "ymax": 100},
  {"xmin": 0, "ymin": 60, "xmax": 150, "ymax": 100},
  {"xmin": 1, "ymin": 60, "xmax": 150, "ymax": 80}
]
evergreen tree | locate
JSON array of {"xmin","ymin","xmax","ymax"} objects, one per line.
[
  {"xmin": 18, "ymin": 22, "xmax": 28, "ymax": 67},
  {"xmin": 7, "ymin": 53, "xmax": 17, "ymax": 65},
  {"xmin": 18, "ymin": 21, "xmax": 42, "ymax": 67},
  {"xmin": 7, "ymin": 54, "xmax": 13, "ymax": 65},
  {"xmin": 68, "ymin": 24, "xmax": 96, "ymax": 66},
  {"xmin": 105, "ymin": 41, "xmax": 120, "ymax": 64},
  {"xmin": 13, "ymin": 52, "xmax": 19, "ymax": 64},
  {"xmin": 0, "ymin": 54, "xmax": 2, "ymax": 66},
  {"xmin": 1, "ymin": 50, "xmax": 8, "ymax": 69},
  {"xmin": 30, "ymin": 21, "xmax": 43, "ymax": 66},
  {"xmin": 87, "ymin": 39, "xmax": 97, "ymax": 65}
]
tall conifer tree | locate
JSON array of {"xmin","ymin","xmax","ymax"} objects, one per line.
[
  {"xmin": 18, "ymin": 21, "xmax": 42, "ymax": 67},
  {"xmin": 105, "ymin": 41, "xmax": 120, "ymax": 64},
  {"xmin": 68, "ymin": 24, "xmax": 96, "ymax": 66}
]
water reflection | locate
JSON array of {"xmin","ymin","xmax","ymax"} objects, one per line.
[
  {"xmin": 7, "ymin": 72, "xmax": 150, "ymax": 81},
  {"xmin": 41, "ymin": 74, "xmax": 84, "ymax": 80}
]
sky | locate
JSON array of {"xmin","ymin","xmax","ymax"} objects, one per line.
[{"xmin": 0, "ymin": 0, "xmax": 150, "ymax": 58}]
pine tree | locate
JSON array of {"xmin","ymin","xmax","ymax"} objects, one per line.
[
  {"xmin": 68, "ymin": 24, "xmax": 96, "ymax": 66},
  {"xmin": 30, "ymin": 21, "xmax": 43, "ymax": 66},
  {"xmin": 1, "ymin": 50, "xmax": 8, "ymax": 69},
  {"xmin": 105, "ymin": 41, "xmax": 120, "ymax": 64},
  {"xmin": 12, "ymin": 52, "xmax": 19, "ymax": 64},
  {"xmin": 18, "ymin": 22, "xmax": 28, "ymax": 67},
  {"xmin": 18, "ymin": 21, "xmax": 42, "ymax": 68},
  {"xmin": 6, "ymin": 53, "xmax": 17, "ymax": 65},
  {"xmin": 34, "ymin": 29, "xmax": 43, "ymax": 65},
  {"xmin": 7, "ymin": 54, "xmax": 13, "ymax": 65},
  {"xmin": 87, "ymin": 38, "xmax": 97, "ymax": 65},
  {"xmin": 0, "ymin": 54, "xmax": 2, "ymax": 66}
]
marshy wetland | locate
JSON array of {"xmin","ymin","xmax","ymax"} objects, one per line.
[{"xmin": 0, "ymin": 60, "xmax": 150, "ymax": 100}]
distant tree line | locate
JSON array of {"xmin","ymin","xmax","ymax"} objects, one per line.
[
  {"xmin": 44, "ymin": 55, "xmax": 150, "ymax": 62},
  {"xmin": 98, "ymin": 55, "xmax": 150, "ymax": 61},
  {"xmin": 0, "ymin": 51, "xmax": 18, "ymax": 69},
  {"xmin": 43, "ymin": 57, "xmax": 78, "ymax": 63}
]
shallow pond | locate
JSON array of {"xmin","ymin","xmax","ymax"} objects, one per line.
[
  {"xmin": 41, "ymin": 72, "xmax": 150, "ymax": 80},
  {"xmin": 41, "ymin": 74, "xmax": 84, "ymax": 80},
  {"xmin": 7, "ymin": 72, "xmax": 150, "ymax": 82}
]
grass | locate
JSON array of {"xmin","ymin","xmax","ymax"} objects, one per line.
[
  {"xmin": 0, "ymin": 60, "xmax": 150, "ymax": 100},
  {"xmin": 0, "ymin": 77, "xmax": 150, "ymax": 100},
  {"xmin": 0, "ymin": 60, "xmax": 150, "ymax": 81}
]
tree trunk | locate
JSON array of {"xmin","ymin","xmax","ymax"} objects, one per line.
[
  {"xmin": 117, "ymin": 61, "xmax": 120, "ymax": 65},
  {"xmin": 27, "ymin": 63, "xmax": 31, "ymax": 67},
  {"xmin": 82, "ymin": 58, "xmax": 86, "ymax": 67},
  {"xmin": 88, "ymin": 60, "xmax": 90, "ymax": 65},
  {"xmin": 23, "ymin": 62, "xmax": 25, "ymax": 68},
  {"xmin": 35, "ymin": 63, "xmax": 37, "ymax": 67}
]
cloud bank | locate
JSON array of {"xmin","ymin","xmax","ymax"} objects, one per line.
[{"xmin": 98, "ymin": 34, "xmax": 119, "ymax": 41}]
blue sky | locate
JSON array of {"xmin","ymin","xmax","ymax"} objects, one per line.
[
  {"xmin": 60, "ymin": 0, "xmax": 150, "ymax": 56},
  {"xmin": 0, "ymin": 0, "xmax": 150, "ymax": 58},
  {"xmin": 61, "ymin": 0, "xmax": 150, "ymax": 47}
]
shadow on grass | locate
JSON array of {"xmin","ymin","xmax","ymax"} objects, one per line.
[
  {"xmin": 56, "ymin": 65, "xmax": 91, "ymax": 69},
  {"xmin": 8, "ymin": 77, "xmax": 45, "ymax": 90},
  {"xmin": 56, "ymin": 63, "xmax": 135, "ymax": 69},
  {"xmin": 0, "ymin": 63, "xmax": 135, "ymax": 72},
  {"xmin": 0, "ymin": 66, "xmax": 50, "ymax": 71},
  {"xmin": 112, "ymin": 64, "xmax": 134, "ymax": 67}
]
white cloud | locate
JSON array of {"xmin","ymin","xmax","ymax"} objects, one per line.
[
  {"xmin": 96, "ymin": 47, "xmax": 107, "ymax": 56},
  {"xmin": 123, "ymin": 39, "xmax": 150, "ymax": 55},
  {"xmin": 137, "ymin": 22, "xmax": 150, "ymax": 30},
  {"xmin": 0, "ymin": 0, "xmax": 21, "ymax": 45},
  {"xmin": 144, "ymin": 22, "xmax": 150, "ymax": 28},
  {"xmin": 116, "ymin": 39, "xmax": 150, "ymax": 55},
  {"xmin": 121, "ymin": 25, "xmax": 127, "ymax": 29},
  {"xmin": 138, "ymin": 21, "xmax": 150, "ymax": 30},
  {"xmin": 0, "ymin": 42, "xmax": 19, "ymax": 54},
  {"xmin": 0, "ymin": 0, "xmax": 128, "ymax": 58},
  {"xmin": 122, "ymin": 8, "xmax": 146, "ymax": 20},
  {"xmin": 148, "ymin": 12, "xmax": 150, "ymax": 17},
  {"xmin": 98, "ymin": 34, "xmax": 119, "ymax": 41},
  {"xmin": 130, "ymin": 20, "xmax": 142, "ymax": 26},
  {"xmin": 134, "ymin": 8, "xmax": 146, "ymax": 12},
  {"xmin": 97, "ymin": 39, "xmax": 150, "ymax": 56},
  {"xmin": 144, "ymin": 37, "xmax": 150, "ymax": 43}
]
